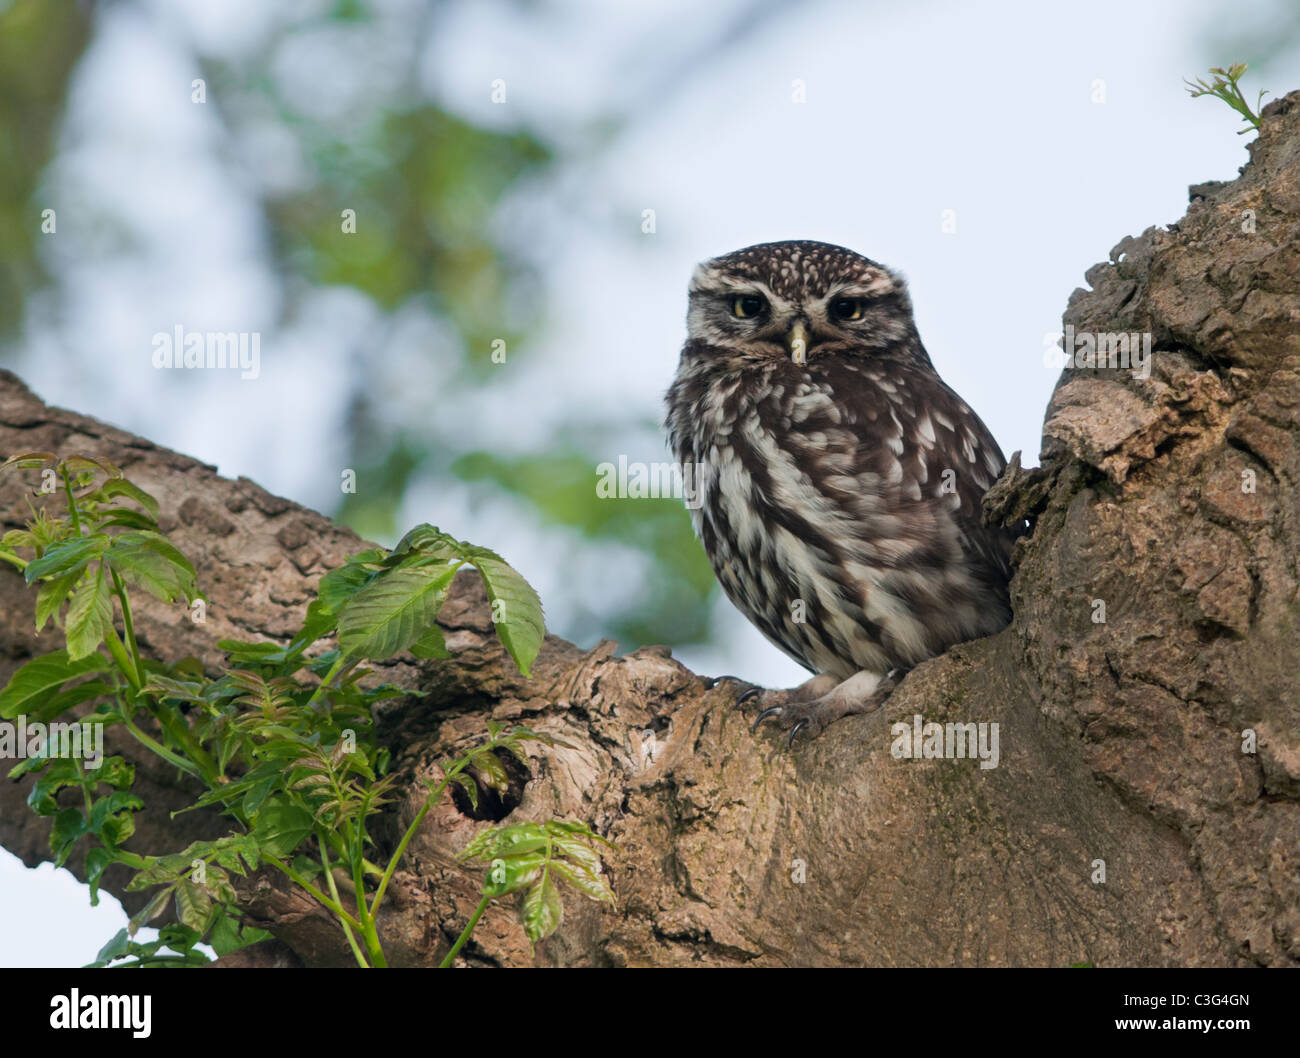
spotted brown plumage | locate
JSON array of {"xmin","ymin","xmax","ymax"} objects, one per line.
[{"xmin": 664, "ymin": 240, "xmax": 1017, "ymax": 740}]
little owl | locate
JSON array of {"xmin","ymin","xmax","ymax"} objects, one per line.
[{"xmin": 664, "ymin": 240, "xmax": 1017, "ymax": 743}]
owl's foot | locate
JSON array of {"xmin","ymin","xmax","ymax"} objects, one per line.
[
  {"xmin": 741, "ymin": 669, "xmax": 900, "ymax": 746},
  {"xmin": 733, "ymin": 672, "xmax": 832, "ymax": 714}
]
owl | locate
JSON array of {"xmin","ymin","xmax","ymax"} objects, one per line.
[{"xmin": 664, "ymin": 240, "xmax": 1017, "ymax": 742}]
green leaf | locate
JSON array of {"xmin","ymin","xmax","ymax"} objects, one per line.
[
  {"xmin": 87, "ymin": 755, "xmax": 135, "ymax": 791},
  {"xmin": 213, "ymin": 845, "xmax": 243, "ymax": 875},
  {"xmin": 499, "ymin": 740, "xmax": 531, "ymax": 769},
  {"xmin": 469, "ymin": 749, "xmax": 509, "ymax": 793},
  {"xmin": 86, "ymin": 922, "xmax": 211, "ymax": 968},
  {"xmin": 2, "ymin": 528, "xmax": 38, "ymax": 550},
  {"xmin": 293, "ymin": 550, "xmax": 385, "ymax": 649},
  {"xmin": 34, "ymin": 568, "xmax": 83, "ymax": 631},
  {"xmin": 216, "ymin": 639, "xmax": 285, "ymax": 660},
  {"xmin": 409, "ymin": 622, "xmax": 449, "ymax": 660},
  {"xmin": 337, "ymin": 564, "xmax": 457, "ymax": 662},
  {"xmin": 0, "ymin": 651, "xmax": 110, "ymax": 719},
  {"xmin": 521, "ymin": 869, "xmax": 563, "ymax": 943},
  {"xmin": 175, "ymin": 878, "xmax": 213, "ymax": 932},
  {"xmin": 254, "ymin": 797, "xmax": 315, "ymax": 858},
  {"xmin": 32, "ymin": 681, "xmax": 112, "ymax": 725},
  {"xmin": 140, "ymin": 674, "xmax": 206, "ymax": 703},
  {"xmin": 482, "ymin": 852, "xmax": 546, "ymax": 897},
  {"xmin": 49, "ymin": 808, "xmax": 87, "ymax": 865},
  {"xmin": 201, "ymin": 864, "xmax": 235, "ymax": 904},
  {"xmin": 25, "ymin": 758, "xmax": 82, "ymax": 814},
  {"xmin": 549, "ymin": 858, "xmax": 615, "ymax": 905},
  {"xmin": 89, "ymin": 790, "xmax": 144, "ymax": 846},
  {"xmin": 23, "ymin": 535, "xmax": 106, "ymax": 584},
  {"xmin": 289, "ymin": 854, "xmax": 321, "ymax": 880},
  {"xmin": 129, "ymin": 886, "xmax": 174, "ymax": 935},
  {"xmin": 238, "ymin": 840, "xmax": 261, "ymax": 874},
  {"xmin": 209, "ymin": 913, "xmax": 271, "ymax": 957},
  {"xmin": 65, "ymin": 564, "xmax": 113, "ymax": 661},
  {"xmin": 0, "ymin": 450, "xmax": 57, "ymax": 472},
  {"xmin": 7, "ymin": 754, "xmax": 50, "ymax": 780},
  {"xmin": 127, "ymin": 857, "xmax": 183, "ymax": 890},
  {"xmin": 93, "ymin": 927, "xmax": 131, "ymax": 965},
  {"xmin": 496, "ymin": 834, "xmax": 550, "ymax": 857},
  {"xmin": 386, "ymin": 524, "xmax": 463, "ymax": 564},
  {"xmin": 85, "ymin": 846, "xmax": 115, "ymax": 905},
  {"xmin": 95, "ymin": 478, "xmax": 160, "ymax": 519},
  {"xmin": 208, "ymin": 913, "xmax": 243, "ymax": 957},
  {"xmin": 461, "ymin": 821, "xmax": 546, "ymax": 862},
  {"xmin": 96, "ymin": 509, "xmax": 158, "ymax": 531},
  {"xmin": 62, "ymin": 454, "xmax": 121, "ymax": 479},
  {"xmin": 216, "ymin": 730, "xmax": 242, "ymax": 775},
  {"xmin": 237, "ymin": 774, "xmax": 278, "ymax": 818},
  {"xmin": 105, "ymin": 531, "xmax": 197, "ymax": 604},
  {"xmin": 451, "ymin": 771, "xmax": 479, "ymax": 810},
  {"xmin": 463, "ymin": 546, "xmax": 544, "ymax": 677},
  {"xmin": 101, "ymin": 811, "xmax": 136, "ymax": 847},
  {"xmin": 548, "ymin": 831, "xmax": 608, "ymax": 878}
]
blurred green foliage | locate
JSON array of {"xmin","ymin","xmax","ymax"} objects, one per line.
[
  {"xmin": 454, "ymin": 448, "xmax": 716, "ymax": 647},
  {"xmin": 1206, "ymin": 6, "xmax": 1300, "ymax": 75},
  {"xmin": 270, "ymin": 105, "xmax": 550, "ymax": 374},
  {"xmin": 0, "ymin": 0, "xmax": 723, "ymax": 657},
  {"xmin": 0, "ymin": 0, "xmax": 92, "ymax": 338}
]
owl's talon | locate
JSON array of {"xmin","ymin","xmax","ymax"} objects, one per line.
[
  {"xmin": 746, "ymin": 670, "xmax": 898, "ymax": 744},
  {"xmin": 735, "ymin": 686, "xmax": 763, "ymax": 710}
]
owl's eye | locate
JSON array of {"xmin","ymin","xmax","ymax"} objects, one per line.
[
  {"xmin": 730, "ymin": 294, "xmax": 767, "ymax": 319},
  {"xmin": 830, "ymin": 298, "xmax": 867, "ymax": 322}
]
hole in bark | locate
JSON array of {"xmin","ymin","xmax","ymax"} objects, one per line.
[
  {"xmin": 1194, "ymin": 618, "xmax": 1241, "ymax": 644},
  {"xmin": 449, "ymin": 749, "xmax": 530, "ymax": 821}
]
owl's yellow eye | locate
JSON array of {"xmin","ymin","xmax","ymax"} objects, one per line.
[
  {"xmin": 831, "ymin": 298, "xmax": 867, "ymax": 321},
  {"xmin": 730, "ymin": 294, "xmax": 767, "ymax": 319}
]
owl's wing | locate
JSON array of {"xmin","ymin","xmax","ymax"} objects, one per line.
[
  {"xmin": 895, "ymin": 370, "xmax": 1016, "ymax": 589},
  {"xmin": 813, "ymin": 360, "xmax": 1014, "ymax": 584}
]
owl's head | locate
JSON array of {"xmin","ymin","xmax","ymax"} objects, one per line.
[{"xmin": 685, "ymin": 240, "xmax": 921, "ymax": 365}]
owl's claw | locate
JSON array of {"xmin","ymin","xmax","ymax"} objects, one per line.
[
  {"xmin": 745, "ymin": 670, "xmax": 900, "ymax": 746},
  {"xmin": 729, "ymin": 671, "xmax": 899, "ymax": 746}
]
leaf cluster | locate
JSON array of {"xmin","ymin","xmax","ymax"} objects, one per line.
[
  {"xmin": 1185, "ymin": 62, "xmax": 1268, "ymax": 133},
  {"xmin": 0, "ymin": 454, "xmax": 608, "ymax": 967}
]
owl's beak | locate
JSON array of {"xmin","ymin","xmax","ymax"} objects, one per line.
[{"xmin": 786, "ymin": 320, "xmax": 810, "ymax": 365}]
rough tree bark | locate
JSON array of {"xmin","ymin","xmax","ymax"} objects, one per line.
[{"xmin": 2, "ymin": 94, "xmax": 1298, "ymax": 969}]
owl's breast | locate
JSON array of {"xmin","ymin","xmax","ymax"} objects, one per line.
[{"xmin": 668, "ymin": 357, "xmax": 1012, "ymax": 676}]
